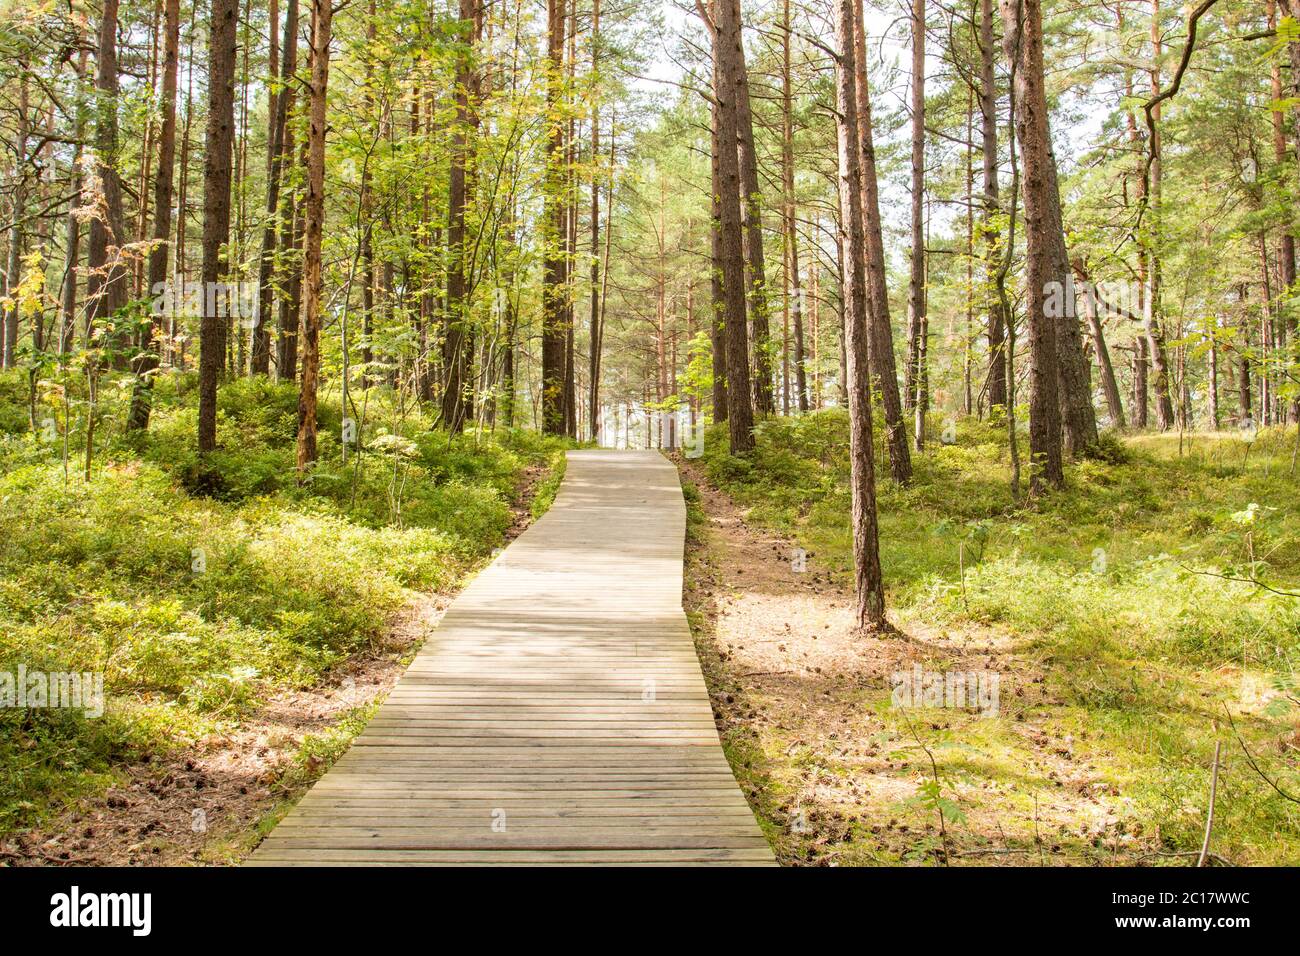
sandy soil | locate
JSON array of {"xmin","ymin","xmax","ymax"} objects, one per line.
[{"xmin": 677, "ymin": 455, "xmax": 1148, "ymax": 866}]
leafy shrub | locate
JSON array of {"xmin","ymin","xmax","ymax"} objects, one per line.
[{"xmin": 0, "ymin": 370, "xmax": 570, "ymax": 829}]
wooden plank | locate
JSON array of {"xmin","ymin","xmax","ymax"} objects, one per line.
[{"xmin": 249, "ymin": 450, "xmax": 774, "ymax": 867}]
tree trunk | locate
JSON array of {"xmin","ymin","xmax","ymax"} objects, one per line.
[
  {"xmin": 59, "ymin": 49, "xmax": 90, "ymax": 354},
  {"xmin": 254, "ymin": 0, "xmax": 298, "ymax": 377},
  {"xmin": 360, "ymin": 0, "xmax": 376, "ymax": 390},
  {"xmin": 781, "ymin": 0, "xmax": 807, "ymax": 413},
  {"xmin": 1001, "ymin": 0, "xmax": 1063, "ymax": 490},
  {"xmin": 2, "ymin": 68, "xmax": 28, "ymax": 369},
  {"xmin": 905, "ymin": 0, "xmax": 925, "ymax": 435},
  {"xmin": 1044, "ymin": 166, "xmax": 1097, "ymax": 455},
  {"xmin": 442, "ymin": 0, "xmax": 480, "ymax": 433},
  {"xmin": 86, "ymin": 0, "xmax": 130, "ymax": 360},
  {"xmin": 709, "ymin": 93, "xmax": 728, "ymax": 423},
  {"xmin": 1141, "ymin": 0, "xmax": 1176, "ymax": 430},
  {"xmin": 707, "ymin": 0, "xmax": 755, "ymax": 453},
  {"xmin": 1073, "ymin": 261, "xmax": 1125, "ymax": 428},
  {"xmin": 979, "ymin": 0, "xmax": 1008, "ymax": 410},
  {"xmin": 833, "ymin": 0, "xmax": 887, "ymax": 631},
  {"xmin": 1269, "ymin": 0, "xmax": 1295, "ymax": 406},
  {"xmin": 851, "ymin": 2, "xmax": 912, "ymax": 482},
  {"xmin": 588, "ymin": 0, "xmax": 603, "ymax": 441},
  {"xmin": 295, "ymin": 0, "xmax": 332, "ymax": 474},
  {"xmin": 562, "ymin": 17, "xmax": 578, "ymax": 440},
  {"xmin": 719, "ymin": 0, "xmax": 773, "ymax": 416},
  {"xmin": 1286, "ymin": 0, "xmax": 1300, "ymax": 422},
  {"xmin": 1123, "ymin": 28, "xmax": 1149, "ymax": 430},
  {"xmin": 541, "ymin": 0, "xmax": 567, "ymax": 434},
  {"xmin": 198, "ymin": 0, "xmax": 237, "ymax": 453},
  {"xmin": 128, "ymin": 0, "xmax": 181, "ymax": 429}
]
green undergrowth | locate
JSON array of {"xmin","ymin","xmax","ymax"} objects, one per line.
[
  {"xmin": 530, "ymin": 449, "xmax": 568, "ymax": 519},
  {"xmin": 0, "ymin": 368, "xmax": 569, "ymax": 833},
  {"xmin": 697, "ymin": 410, "xmax": 1300, "ymax": 864}
]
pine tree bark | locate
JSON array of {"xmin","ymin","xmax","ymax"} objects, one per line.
[
  {"xmin": 442, "ymin": 0, "xmax": 481, "ymax": 433},
  {"xmin": 833, "ymin": 0, "xmax": 887, "ymax": 631},
  {"xmin": 86, "ymin": 0, "xmax": 130, "ymax": 359},
  {"xmin": 1045, "ymin": 157, "xmax": 1098, "ymax": 455},
  {"xmin": 128, "ymin": 0, "xmax": 181, "ymax": 429},
  {"xmin": 1072, "ymin": 260, "xmax": 1125, "ymax": 428},
  {"xmin": 1267, "ymin": 0, "xmax": 1294, "ymax": 423},
  {"xmin": 541, "ymin": 0, "xmax": 567, "ymax": 434},
  {"xmin": 1283, "ymin": 0, "xmax": 1300, "ymax": 421},
  {"xmin": 1141, "ymin": 0, "xmax": 1176, "ymax": 430},
  {"xmin": 295, "ymin": 0, "xmax": 332, "ymax": 474},
  {"xmin": 360, "ymin": 0, "xmax": 376, "ymax": 390},
  {"xmin": 198, "ymin": 0, "xmax": 237, "ymax": 453},
  {"xmin": 254, "ymin": 0, "xmax": 297, "ymax": 377},
  {"xmin": 274, "ymin": 62, "xmax": 303, "ymax": 384},
  {"xmin": 851, "ymin": 2, "xmax": 911, "ymax": 482},
  {"xmin": 1000, "ymin": 0, "xmax": 1063, "ymax": 489},
  {"xmin": 781, "ymin": 0, "xmax": 807, "ymax": 413},
  {"xmin": 1008, "ymin": 0, "xmax": 1096, "ymax": 458},
  {"xmin": 905, "ymin": 0, "xmax": 925, "ymax": 430},
  {"xmin": 706, "ymin": 0, "xmax": 754, "ymax": 453},
  {"xmin": 720, "ymin": 0, "xmax": 773, "ymax": 416},
  {"xmin": 709, "ymin": 92, "xmax": 729, "ymax": 423},
  {"xmin": 1121, "ymin": 29, "xmax": 1149, "ymax": 429},
  {"xmin": 587, "ymin": 0, "xmax": 604, "ymax": 441},
  {"xmin": 978, "ymin": 0, "xmax": 1008, "ymax": 410},
  {"xmin": 59, "ymin": 48, "xmax": 89, "ymax": 354},
  {"xmin": 1238, "ymin": 295, "xmax": 1252, "ymax": 419},
  {"xmin": 2, "ymin": 67, "xmax": 29, "ymax": 368},
  {"xmin": 562, "ymin": 15, "xmax": 578, "ymax": 439}
]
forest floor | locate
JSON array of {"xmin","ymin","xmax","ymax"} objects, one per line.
[
  {"xmin": 0, "ymin": 459, "xmax": 554, "ymax": 867},
  {"xmin": 680, "ymin": 456, "xmax": 1134, "ymax": 865},
  {"xmin": 0, "ymin": 372, "xmax": 568, "ymax": 866},
  {"xmin": 678, "ymin": 417, "xmax": 1300, "ymax": 866},
  {"xmin": 0, "ymin": 597, "xmax": 440, "ymax": 866}
]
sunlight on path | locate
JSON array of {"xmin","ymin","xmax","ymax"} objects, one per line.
[{"xmin": 249, "ymin": 450, "xmax": 773, "ymax": 866}]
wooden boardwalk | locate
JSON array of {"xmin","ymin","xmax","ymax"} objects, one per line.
[{"xmin": 250, "ymin": 450, "xmax": 774, "ymax": 866}]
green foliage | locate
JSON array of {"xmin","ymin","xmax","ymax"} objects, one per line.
[
  {"xmin": 530, "ymin": 447, "xmax": 568, "ymax": 519},
  {"xmin": 699, "ymin": 412, "xmax": 1300, "ymax": 863},
  {"xmin": 0, "ymin": 369, "xmax": 567, "ymax": 831}
]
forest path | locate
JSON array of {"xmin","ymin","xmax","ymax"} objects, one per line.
[{"xmin": 249, "ymin": 449, "xmax": 773, "ymax": 866}]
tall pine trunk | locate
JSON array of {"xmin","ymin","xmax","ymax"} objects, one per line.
[
  {"xmin": 708, "ymin": 0, "xmax": 755, "ymax": 453},
  {"xmin": 198, "ymin": 0, "xmax": 237, "ymax": 453},
  {"xmin": 979, "ymin": 0, "xmax": 1008, "ymax": 411},
  {"xmin": 1140, "ymin": 0, "xmax": 1176, "ymax": 430},
  {"xmin": 1073, "ymin": 261, "xmax": 1125, "ymax": 428},
  {"xmin": 781, "ymin": 0, "xmax": 807, "ymax": 413},
  {"xmin": 587, "ymin": 0, "xmax": 604, "ymax": 441},
  {"xmin": 1001, "ymin": 0, "xmax": 1063, "ymax": 489},
  {"xmin": 86, "ymin": 0, "xmax": 130, "ymax": 359},
  {"xmin": 834, "ymin": 0, "xmax": 887, "ymax": 631},
  {"xmin": 852, "ymin": 2, "xmax": 912, "ymax": 482},
  {"xmin": 709, "ymin": 93, "xmax": 729, "ymax": 423},
  {"xmin": 541, "ymin": 0, "xmax": 567, "ymax": 434},
  {"xmin": 721, "ymin": 0, "xmax": 773, "ymax": 416},
  {"xmin": 442, "ymin": 0, "xmax": 480, "ymax": 433},
  {"xmin": 905, "ymin": 0, "xmax": 925, "ymax": 432},
  {"xmin": 255, "ymin": 0, "xmax": 298, "ymax": 376},
  {"xmin": 128, "ymin": 0, "xmax": 181, "ymax": 429},
  {"xmin": 296, "ymin": 0, "xmax": 332, "ymax": 474},
  {"xmin": 2, "ymin": 68, "xmax": 28, "ymax": 368},
  {"xmin": 59, "ymin": 48, "xmax": 89, "ymax": 354}
]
